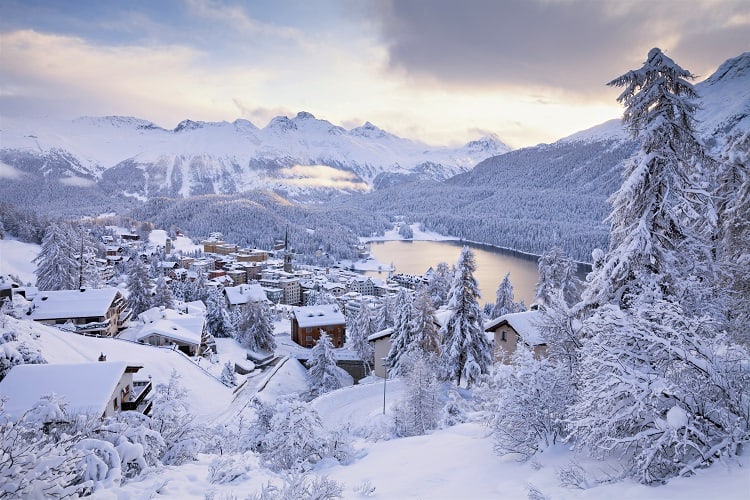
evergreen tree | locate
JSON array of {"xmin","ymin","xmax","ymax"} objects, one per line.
[
  {"xmin": 220, "ymin": 361, "xmax": 237, "ymax": 387},
  {"xmin": 392, "ymin": 350, "xmax": 440, "ymax": 437},
  {"xmin": 535, "ymin": 246, "xmax": 580, "ymax": 308},
  {"xmin": 236, "ymin": 301, "xmax": 276, "ymax": 353},
  {"xmin": 491, "ymin": 272, "xmax": 519, "ymax": 318},
  {"xmin": 715, "ymin": 131, "xmax": 750, "ymax": 343},
  {"xmin": 33, "ymin": 223, "xmax": 78, "ymax": 291},
  {"xmin": 408, "ymin": 286, "xmax": 440, "ymax": 357},
  {"xmin": 425, "ymin": 262, "xmax": 452, "ymax": 308},
  {"xmin": 205, "ymin": 288, "xmax": 234, "ymax": 339},
  {"xmin": 306, "ymin": 332, "xmax": 341, "ymax": 396},
  {"xmin": 348, "ymin": 301, "xmax": 375, "ymax": 375},
  {"xmin": 152, "ymin": 274, "xmax": 174, "ymax": 310},
  {"xmin": 374, "ymin": 292, "xmax": 394, "ymax": 331},
  {"xmin": 385, "ymin": 288, "xmax": 414, "ymax": 376},
  {"xmin": 439, "ymin": 247, "xmax": 492, "ymax": 387},
  {"xmin": 126, "ymin": 259, "xmax": 153, "ymax": 318}
]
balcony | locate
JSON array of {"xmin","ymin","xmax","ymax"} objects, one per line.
[{"xmin": 122, "ymin": 380, "xmax": 152, "ymax": 413}]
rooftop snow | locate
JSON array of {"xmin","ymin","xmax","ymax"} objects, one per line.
[
  {"xmin": 31, "ymin": 287, "xmax": 120, "ymax": 320},
  {"xmin": 293, "ymin": 304, "xmax": 345, "ymax": 328},
  {"xmin": 485, "ymin": 310, "xmax": 544, "ymax": 345}
]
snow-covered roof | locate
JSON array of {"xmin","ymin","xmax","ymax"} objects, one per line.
[
  {"xmin": 129, "ymin": 307, "xmax": 204, "ymax": 346},
  {"xmin": 31, "ymin": 287, "xmax": 120, "ymax": 320},
  {"xmin": 0, "ymin": 362, "xmax": 138, "ymax": 419},
  {"xmin": 484, "ymin": 310, "xmax": 544, "ymax": 345},
  {"xmin": 293, "ymin": 304, "xmax": 345, "ymax": 328},
  {"xmin": 368, "ymin": 327, "xmax": 393, "ymax": 342},
  {"xmin": 224, "ymin": 283, "xmax": 267, "ymax": 305}
]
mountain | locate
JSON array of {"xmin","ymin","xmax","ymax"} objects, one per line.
[
  {"xmin": 335, "ymin": 53, "xmax": 750, "ymax": 262},
  {"xmin": 0, "ymin": 111, "xmax": 510, "ymax": 210}
]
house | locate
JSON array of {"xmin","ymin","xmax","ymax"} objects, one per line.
[
  {"xmin": 368, "ymin": 328, "xmax": 393, "ymax": 378},
  {"xmin": 30, "ymin": 287, "xmax": 129, "ymax": 336},
  {"xmin": 0, "ymin": 361, "xmax": 152, "ymax": 420},
  {"xmin": 291, "ymin": 304, "xmax": 346, "ymax": 348},
  {"xmin": 348, "ymin": 276, "xmax": 375, "ymax": 296},
  {"xmin": 224, "ymin": 283, "xmax": 267, "ymax": 310},
  {"xmin": 123, "ymin": 306, "xmax": 205, "ymax": 356},
  {"xmin": 484, "ymin": 310, "xmax": 547, "ymax": 362}
]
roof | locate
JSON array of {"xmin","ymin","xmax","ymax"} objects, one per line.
[
  {"xmin": 484, "ymin": 310, "xmax": 544, "ymax": 346},
  {"xmin": 224, "ymin": 283, "xmax": 268, "ymax": 305},
  {"xmin": 129, "ymin": 307, "xmax": 204, "ymax": 346},
  {"xmin": 0, "ymin": 362, "xmax": 138, "ymax": 419},
  {"xmin": 293, "ymin": 304, "xmax": 346, "ymax": 328},
  {"xmin": 368, "ymin": 327, "xmax": 393, "ymax": 342},
  {"xmin": 31, "ymin": 287, "xmax": 120, "ymax": 320}
]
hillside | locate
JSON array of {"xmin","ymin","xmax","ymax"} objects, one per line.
[{"xmin": 337, "ymin": 52, "xmax": 750, "ymax": 262}]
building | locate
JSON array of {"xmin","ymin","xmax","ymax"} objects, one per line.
[
  {"xmin": 484, "ymin": 310, "xmax": 547, "ymax": 362},
  {"xmin": 291, "ymin": 304, "xmax": 346, "ymax": 348},
  {"xmin": 224, "ymin": 283, "xmax": 267, "ymax": 310},
  {"xmin": 348, "ymin": 276, "xmax": 375, "ymax": 296},
  {"xmin": 0, "ymin": 361, "xmax": 152, "ymax": 419},
  {"xmin": 30, "ymin": 287, "xmax": 129, "ymax": 336},
  {"xmin": 124, "ymin": 307, "xmax": 206, "ymax": 356},
  {"xmin": 368, "ymin": 328, "xmax": 393, "ymax": 378}
]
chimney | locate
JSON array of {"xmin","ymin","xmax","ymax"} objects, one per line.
[{"xmin": 98, "ymin": 352, "xmax": 107, "ymax": 362}]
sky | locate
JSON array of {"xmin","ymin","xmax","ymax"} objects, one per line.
[{"xmin": 1, "ymin": 0, "xmax": 748, "ymax": 148}]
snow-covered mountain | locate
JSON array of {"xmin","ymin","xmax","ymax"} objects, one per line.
[
  {"xmin": 338, "ymin": 52, "xmax": 750, "ymax": 262},
  {"xmin": 0, "ymin": 111, "xmax": 510, "ymax": 202}
]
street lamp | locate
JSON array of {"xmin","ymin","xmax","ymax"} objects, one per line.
[{"xmin": 382, "ymin": 358, "xmax": 389, "ymax": 415}]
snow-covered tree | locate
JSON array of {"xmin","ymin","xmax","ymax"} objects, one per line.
[
  {"xmin": 385, "ymin": 288, "xmax": 414, "ymax": 376},
  {"xmin": 220, "ymin": 361, "xmax": 237, "ymax": 387},
  {"xmin": 392, "ymin": 351, "xmax": 440, "ymax": 437},
  {"xmin": 306, "ymin": 332, "xmax": 341, "ymax": 396},
  {"xmin": 582, "ymin": 48, "xmax": 717, "ymax": 314},
  {"xmin": 569, "ymin": 49, "xmax": 749, "ymax": 485},
  {"xmin": 535, "ymin": 247, "xmax": 580, "ymax": 308},
  {"xmin": 570, "ymin": 293, "xmax": 750, "ymax": 484},
  {"xmin": 374, "ymin": 292, "xmax": 394, "ymax": 331},
  {"xmin": 33, "ymin": 222, "xmax": 78, "ymax": 291},
  {"xmin": 408, "ymin": 287, "xmax": 440, "ymax": 357},
  {"xmin": 151, "ymin": 274, "xmax": 174, "ymax": 310},
  {"xmin": 347, "ymin": 301, "xmax": 375, "ymax": 375},
  {"xmin": 261, "ymin": 398, "xmax": 330, "ymax": 471},
  {"xmin": 398, "ymin": 223, "xmax": 414, "ymax": 239},
  {"xmin": 425, "ymin": 262, "xmax": 452, "ymax": 308},
  {"xmin": 491, "ymin": 272, "xmax": 520, "ymax": 318},
  {"xmin": 0, "ymin": 321, "xmax": 46, "ymax": 382},
  {"xmin": 205, "ymin": 287, "xmax": 234, "ymax": 339},
  {"xmin": 715, "ymin": 131, "xmax": 750, "ymax": 343},
  {"xmin": 126, "ymin": 259, "xmax": 153, "ymax": 317},
  {"xmin": 487, "ymin": 345, "xmax": 570, "ymax": 461},
  {"xmin": 235, "ymin": 301, "xmax": 276, "ymax": 352},
  {"xmin": 439, "ymin": 247, "xmax": 492, "ymax": 387},
  {"xmin": 149, "ymin": 370, "xmax": 201, "ymax": 465}
]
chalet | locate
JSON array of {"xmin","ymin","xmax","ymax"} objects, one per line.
[
  {"xmin": 291, "ymin": 304, "xmax": 346, "ymax": 348},
  {"xmin": 0, "ymin": 361, "xmax": 152, "ymax": 420},
  {"xmin": 224, "ymin": 283, "xmax": 267, "ymax": 310},
  {"xmin": 30, "ymin": 287, "xmax": 129, "ymax": 336},
  {"xmin": 123, "ymin": 306, "xmax": 205, "ymax": 356},
  {"xmin": 484, "ymin": 310, "xmax": 547, "ymax": 362}
]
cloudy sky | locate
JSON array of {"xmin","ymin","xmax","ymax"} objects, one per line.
[{"xmin": 1, "ymin": 0, "xmax": 748, "ymax": 148}]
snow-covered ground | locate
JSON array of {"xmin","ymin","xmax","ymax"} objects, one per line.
[
  {"xmin": 148, "ymin": 229, "xmax": 202, "ymax": 254},
  {"xmin": 0, "ymin": 238, "xmax": 40, "ymax": 285},
  {"xmin": 362, "ymin": 223, "xmax": 459, "ymax": 243}
]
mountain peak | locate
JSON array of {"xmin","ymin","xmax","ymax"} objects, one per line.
[
  {"xmin": 174, "ymin": 119, "xmax": 205, "ymax": 132},
  {"xmin": 350, "ymin": 121, "xmax": 389, "ymax": 139},
  {"xmin": 704, "ymin": 52, "xmax": 750, "ymax": 86},
  {"xmin": 294, "ymin": 111, "xmax": 316, "ymax": 120},
  {"xmin": 463, "ymin": 134, "xmax": 511, "ymax": 154}
]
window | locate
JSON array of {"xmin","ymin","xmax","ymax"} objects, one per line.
[{"xmin": 500, "ymin": 331, "xmax": 507, "ymax": 342}]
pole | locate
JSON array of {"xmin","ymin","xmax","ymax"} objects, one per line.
[{"xmin": 382, "ymin": 361, "xmax": 387, "ymax": 415}]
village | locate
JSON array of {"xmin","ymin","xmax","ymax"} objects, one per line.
[{"xmin": 0, "ymin": 226, "xmax": 543, "ymax": 424}]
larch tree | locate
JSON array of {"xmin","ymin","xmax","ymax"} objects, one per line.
[
  {"xmin": 348, "ymin": 301, "xmax": 375, "ymax": 375},
  {"xmin": 570, "ymin": 48, "xmax": 749, "ymax": 484},
  {"xmin": 33, "ymin": 222, "xmax": 78, "ymax": 291},
  {"xmin": 439, "ymin": 247, "xmax": 492, "ymax": 387},
  {"xmin": 535, "ymin": 246, "xmax": 580, "ymax": 309},
  {"xmin": 408, "ymin": 286, "xmax": 440, "ymax": 358},
  {"xmin": 236, "ymin": 301, "xmax": 276, "ymax": 353},
  {"xmin": 152, "ymin": 274, "xmax": 174, "ymax": 310}
]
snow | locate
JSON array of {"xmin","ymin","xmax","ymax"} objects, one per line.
[
  {"xmin": 0, "ymin": 361, "xmax": 131, "ymax": 419},
  {"xmin": 0, "ymin": 238, "xmax": 40, "ymax": 285},
  {"xmin": 485, "ymin": 310, "xmax": 544, "ymax": 345},
  {"xmin": 293, "ymin": 304, "xmax": 345, "ymax": 329},
  {"xmin": 362, "ymin": 223, "xmax": 459, "ymax": 243},
  {"xmin": 148, "ymin": 229, "xmax": 202, "ymax": 253},
  {"xmin": 224, "ymin": 283, "xmax": 267, "ymax": 306},
  {"xmin": 30, "ymin": 287, "xmax": 121, "ymax": 320}
]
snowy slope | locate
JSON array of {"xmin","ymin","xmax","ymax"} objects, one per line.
[{"xmin": 0, "ymin": 111, "xmax": 510, "ymax": 200}]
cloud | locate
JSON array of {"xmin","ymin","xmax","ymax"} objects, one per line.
[{"xmin": 373, "ymin": 0, "xmax": 750, "ymax": 96}]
